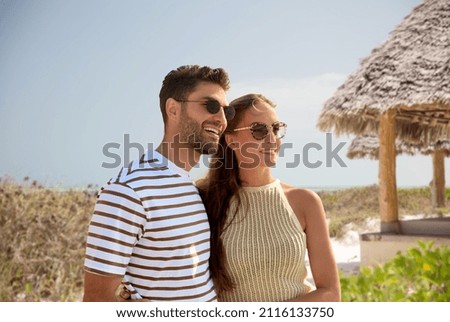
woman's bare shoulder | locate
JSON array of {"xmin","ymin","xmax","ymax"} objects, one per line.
[{"xmin": 280, "ymin": 181, "xmax": 323, "ymax": 204}]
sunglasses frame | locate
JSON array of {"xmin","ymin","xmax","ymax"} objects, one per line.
[
  {"xmin": 176, "ymin": 99, "xmax": 236, "ymax": 120},
  {"xmin": 233, "ymin": 121, "xmax": 287, "ymax": 140}
]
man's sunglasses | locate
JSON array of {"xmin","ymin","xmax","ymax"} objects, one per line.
[
  {"xmin": 233, "ymin": 121, "xmax": 287, "ymax": 140},
  {"xmin": 176, "ymin": 99, "xmax": 236, "ymax": 121}
]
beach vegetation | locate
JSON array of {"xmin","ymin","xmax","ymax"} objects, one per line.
[
  {"xmin": 0, "ymin": 177, "xmax": 448, "ymax": 301},
  {"xmin": 340, "ymin": 241, "xmax": 450, "ymax": 301}
]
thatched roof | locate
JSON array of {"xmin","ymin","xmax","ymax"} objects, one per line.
[
  {"xmin": 317, "ymin": 0, "xmax": 450, "ymax": 144},
  {"xmin": 347, "ymin": 135, "xmax": 450, "ymax": 159}
]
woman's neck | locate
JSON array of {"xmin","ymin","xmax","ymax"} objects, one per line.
[{"xmin": 238, "ymin": 167, "xmax": 276, "ymax": 187}]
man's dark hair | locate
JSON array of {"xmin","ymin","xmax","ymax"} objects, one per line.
[{"xmin": 159, "ymin": 65, "xmax": 230, "ymax": 123}]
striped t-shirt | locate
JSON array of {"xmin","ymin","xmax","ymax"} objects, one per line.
[{"xmin": 84, "ymin": 150, "xmax": 217, "ymax": 301}]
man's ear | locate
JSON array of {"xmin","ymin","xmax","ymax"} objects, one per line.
[{"xmin": 165, "ymin": 98, "xmax": 181, "ymax": 121}]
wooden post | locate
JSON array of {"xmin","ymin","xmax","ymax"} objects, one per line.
[
  {"xmin": 378, "ymin": 109, "xmax": 400, "ymax": 233},
  {"xmin": 431, "ymin": 150, "xmax": 446, "ymax": 209}
]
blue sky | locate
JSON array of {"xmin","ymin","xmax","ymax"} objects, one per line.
[{"xmin": 2, "ymin": 0, "xmax": 445, "ymax": 189}]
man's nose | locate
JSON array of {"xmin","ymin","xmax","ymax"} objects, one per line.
[{"xmin": 211, "ymin": 107, "xmax": 228, "ymax": 128}]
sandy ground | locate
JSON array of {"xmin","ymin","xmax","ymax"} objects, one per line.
[
  {"xmin": 331, "ymin": 217, "xmax": 381, "ymax": 275},
  {"xmin": 306, "ymin": 217, "xmax": 380, "ymax": 283},
  {"xmin": 331, "ymin": 234, "xmax": 362, "ymax": 276}
]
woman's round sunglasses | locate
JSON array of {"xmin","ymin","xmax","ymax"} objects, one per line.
[
  {"xmin": 233, "ymin": 121, "xmax": 287, "ymax": 140},
  {"xmin": 176, "ymin": 99, "xmax": 236, "ymax": 121}
]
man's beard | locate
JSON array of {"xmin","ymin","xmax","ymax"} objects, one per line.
[{"xmin": 179, "ymin": 110, "xmax": 220, "ymax": 155}]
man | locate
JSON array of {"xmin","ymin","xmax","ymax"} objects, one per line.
[{"xmin": 83, "ymin": 65, "xmax": 233, "ymax": 301}]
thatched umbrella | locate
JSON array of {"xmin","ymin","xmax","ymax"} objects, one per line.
[
  {"xmin": 317, "ymin": 0, "xmax": 450, "ymax": 233},
  {"xmin": 347, "ymin": 135, "xmax": 416, "ymax": 159},
  {"xmin": 347, "ymin": 135, "xmax": 448, "ymax": 208}
]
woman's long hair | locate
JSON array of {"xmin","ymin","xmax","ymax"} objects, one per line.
[{"xmin": 197, "ymin": 93, "xmax": 276, "ymax": 296}]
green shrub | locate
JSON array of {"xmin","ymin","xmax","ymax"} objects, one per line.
[{"xmin": 340, "ymin": 241, "xmax": 450, "ymax": 301}]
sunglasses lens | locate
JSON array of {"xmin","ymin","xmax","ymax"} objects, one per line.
[
  {"xmin": 205, "ymin": 100, "xmax": 221, "ymax": 114},
  {"xmin": 251, "ymin": 123, "xmax": 269, "ymax": 140},
  {"xmin": 205, "ymin": 100, "xmax": 236, "ymax": 121},
  {"xmin": 224, "ymin": 106, "xmax": 236, "ymax": 120},
  {"xmin": 273, "ymin": 122, "xmax": 287, "ymax": 139}
]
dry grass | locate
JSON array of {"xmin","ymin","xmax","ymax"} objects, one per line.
[
  {"xmin": 0, "ymin": 177, "xmax": 96, "ymax": 301},
  {"xmin": 0, "ymin": 177, "xmax": 445, "ymax": 301},
  {"xmin": 319, "ymin": 184, "xmax": 444, "ymax": 238}
]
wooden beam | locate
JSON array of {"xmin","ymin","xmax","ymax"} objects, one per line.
[
  {"xmin": 378, "ymin": 109, "xmax": 400, "ymax": 233},
  {"xmin": 431, "ymin": 150, "xmax": 446, "ymax": 209}
]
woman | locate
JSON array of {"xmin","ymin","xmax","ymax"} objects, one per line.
[{"xmin": 196, "ymin": 93, "xmax": 341, "ymax": 302}]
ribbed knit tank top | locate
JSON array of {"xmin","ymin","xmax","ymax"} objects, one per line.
[{"xmin": 219, "ymin": 179, "xmax": 312, "ymax": 302}]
